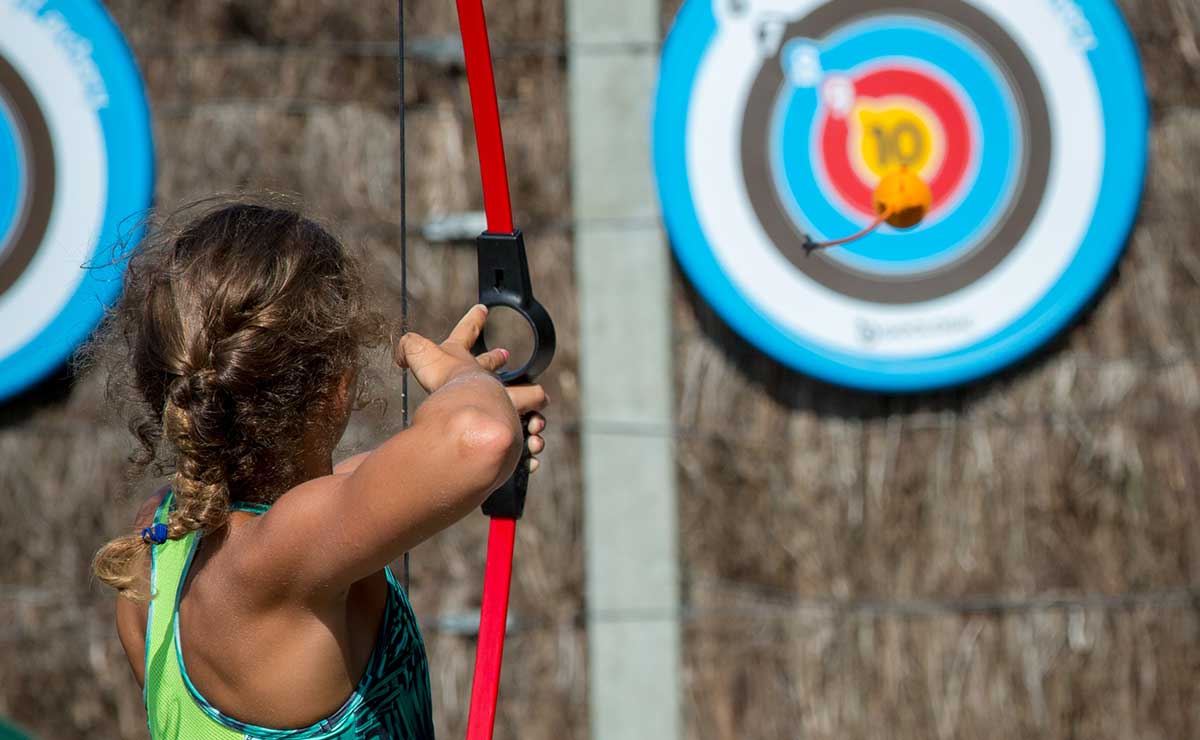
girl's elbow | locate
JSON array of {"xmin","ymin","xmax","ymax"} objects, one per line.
[{"xmin": 451, "ymin": 408, "xmax": 520, "ymax": 481}]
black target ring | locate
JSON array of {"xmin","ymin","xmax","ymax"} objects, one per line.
[
  {"xmin": 0, "ymin": 52, "xmax": 55, "ymax": 299},
  {"xmin": 739, "ymin": 0, "xmax": 1052, "ymax": 304}
]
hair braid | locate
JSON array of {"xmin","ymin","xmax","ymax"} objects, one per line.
[
  {"xmin": 89, "ymin": 197, "xmax": 382, "ymax": 601},
  {"xmin": 161, "ymin": 373, "xmax": 233, "ymax": 539}
]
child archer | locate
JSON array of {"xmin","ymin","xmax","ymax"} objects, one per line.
[{"xmin": 92, "ymin": 201, "xmax": 548, "ymax": 739}]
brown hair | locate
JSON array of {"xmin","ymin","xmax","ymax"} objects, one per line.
[{"xmin": 89, "ymin": 198, "xmax": 380, "ymax": 600}]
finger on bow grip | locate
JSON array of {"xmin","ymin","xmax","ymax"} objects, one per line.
[{"xmin": 481, "ymin": 413, "xmax": 533, "ymax": 519}]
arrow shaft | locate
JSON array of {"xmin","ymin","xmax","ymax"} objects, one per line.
[{"xmin": 806, "ymin": 209, "xmax": 892, "ymax": 251}]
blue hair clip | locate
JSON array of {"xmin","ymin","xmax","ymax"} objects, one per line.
[{"xmin": 141, "ymin": 523, "xmax": 169, "ymax": 545}]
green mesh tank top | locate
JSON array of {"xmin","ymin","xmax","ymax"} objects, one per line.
[{"xmin": 143, "ymin": 495, "xmax": 434, "ymax": 739}]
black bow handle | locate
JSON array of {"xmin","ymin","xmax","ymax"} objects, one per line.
[
  {"xmin": 472, "ymin": 230, "xmax": 556, "ymax": 519},
  {"xmin": 472, "ymin": 230, "xmax": 556, "ymax": 384}
]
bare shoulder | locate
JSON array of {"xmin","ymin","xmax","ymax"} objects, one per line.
[
  {"xmin": 115, "ymin": 485, "xmax": 169, "ymax": 687},
  {"xmin": 333, "ymin": 451, "xmax": 372, "ymax": 476},
  {"xmin": 227, "ymin": 473, "xmax": 350, "ymax": 600},
  {"xmin": 253, "ymin": 473, "xmax": 347, "ymax": 530}
]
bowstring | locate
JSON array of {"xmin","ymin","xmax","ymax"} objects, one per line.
[{"xmin": 397, "ymin": 0, "xmax": 410, "ymax": 592}]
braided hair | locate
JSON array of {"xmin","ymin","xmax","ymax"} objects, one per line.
[{"xmin": 91, "ymin": 199, "xmax": 380, "ymax": 600}]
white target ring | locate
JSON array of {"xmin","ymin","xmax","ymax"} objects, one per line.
[
  {"xmin": 0, "ymin": 9, "xmax": 108, "ymax": 359},
  {"xmin": 0, "ymin": 0, "xmax": 153, "ymax": 401}
]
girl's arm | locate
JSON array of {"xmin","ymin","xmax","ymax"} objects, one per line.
[
  {"xmin": 332, "ymin": 451, "xmax": 371, "ymax": 476},
  {"xmin": 239, "ymin": 307, "xmax": 544, "ymax": 599}
]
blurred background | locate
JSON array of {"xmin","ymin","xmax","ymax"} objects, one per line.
[{"xmin": 1, "ymin": 1, "xmax": 1199, "ymax": 739}]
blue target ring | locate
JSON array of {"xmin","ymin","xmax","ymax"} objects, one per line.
[
  {"xmin": 773, "ymin": 18, "xmax": 1020, "ymax": 272},
  {"xmin": 0, "ymin": 100, "xmax": 21, "ymax": 249},
  {"xmin": 0, "ymin": 0, "xmax": 154, "ymax": 401},
  {"xmin": 653, "ymin": 0, "xmax": 1147, "ymax": 393}
]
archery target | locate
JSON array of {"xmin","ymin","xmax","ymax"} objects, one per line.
[
  {"xmin": 654, "ymin": 0, "xmax": 1147, "ymax": 392},
  {"xmin": 0, "ymin": 0, "xmax": 154, "ymax": 401}
]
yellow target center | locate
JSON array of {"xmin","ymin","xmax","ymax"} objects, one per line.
[{"xmin": 854, "ymin": 102, "xmax": 940, "ymax": 179}]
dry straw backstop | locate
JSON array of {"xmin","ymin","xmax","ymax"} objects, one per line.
[{"xmin": 1, "ymin": 1, "xmax": 1198, "ymax": 738}]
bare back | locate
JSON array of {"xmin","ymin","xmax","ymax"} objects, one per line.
[{"xmin": 119, "ymin": 478, "xmax": 421, "ymax": 732}]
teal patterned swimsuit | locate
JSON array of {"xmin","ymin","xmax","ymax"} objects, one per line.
[{"xmin": 143, "ymin": 495, "xmax": 434, "ymax": 739}]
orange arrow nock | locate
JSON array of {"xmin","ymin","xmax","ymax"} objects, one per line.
[{"xmin": 805, "ymin": 167, "xmax": 932, "ymax": 253}]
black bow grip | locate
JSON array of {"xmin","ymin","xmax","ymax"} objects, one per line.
[{"xmin": 473, "ymin": 230, "xmax": 556, "ymax": 519}]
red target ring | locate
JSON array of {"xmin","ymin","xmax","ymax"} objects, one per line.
[{"xmin": 818, "ymin": 66, "xmax": 973, "ymax": 219}]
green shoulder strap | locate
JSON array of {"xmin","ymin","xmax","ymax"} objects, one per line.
[{"xmin": 143, "ymin": 496, "xmax": 241, "ymax": 740}]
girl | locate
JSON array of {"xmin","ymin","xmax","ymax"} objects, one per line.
[{"xmin": 91, "ymin": 202, "xmax": 548, "ymax": 739}]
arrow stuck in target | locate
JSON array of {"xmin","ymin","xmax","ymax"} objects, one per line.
[{"xmin": 804, "ymin": 166, "xmax": 932, "ymax": 253}]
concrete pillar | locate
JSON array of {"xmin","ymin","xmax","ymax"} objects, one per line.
[{"xmin": 567, "ymin": 1, "xmax": 681, "ymax": 738}]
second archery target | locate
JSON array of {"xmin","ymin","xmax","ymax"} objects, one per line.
[
  {"xmin": 654, "ymin": 0, "xmax": 1148, "ymax": 392},
  {"xmin": 0, "ymin": 1, "xmax": 154, "ymax": 401}
]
